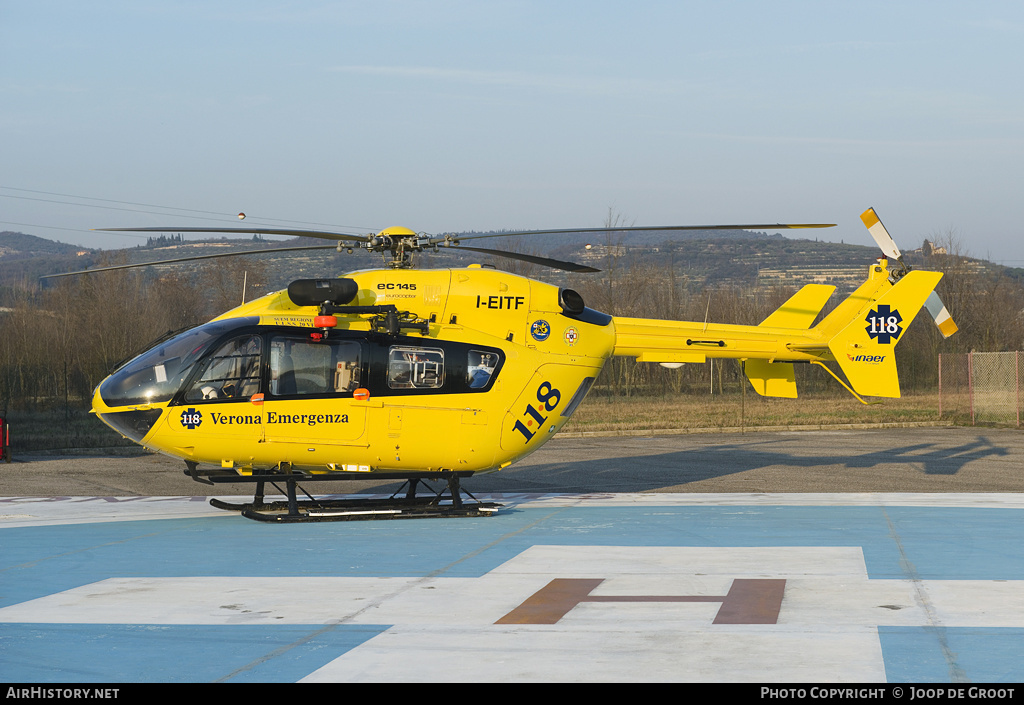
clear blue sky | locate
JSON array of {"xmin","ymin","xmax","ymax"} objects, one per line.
[{"xmin": 3, "ymin": 1, "xmax": 1023, "ymax": 264}]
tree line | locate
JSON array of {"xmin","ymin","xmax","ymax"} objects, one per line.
[
  {"xmin": 0, "ymin": 258, "xmax": 268, "ymax": 412},
  {"xmin": 1, "ymin": 235, "xmax": 1021, "ymax": 413}
]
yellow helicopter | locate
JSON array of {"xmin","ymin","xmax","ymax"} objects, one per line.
[{"xmin": 51, "ymin": 208, "xmax": 956, "ymax": 522}]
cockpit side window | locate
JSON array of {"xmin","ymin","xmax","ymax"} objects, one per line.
[
  {"xmin": 183, "ymin": 335, "xmax": 262, "ymax": 402},
  {"xmin": 98, "ymin": 317, "xmax": 258, "ymax": 407}
]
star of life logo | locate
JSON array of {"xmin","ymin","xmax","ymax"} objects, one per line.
[
  {"xmin": 865, "ymin": 305, "xmax": 903, "ymax": 344},
  {"xmin": 180, "ymin": 408, "xmax": 202, "ymax": 430}
]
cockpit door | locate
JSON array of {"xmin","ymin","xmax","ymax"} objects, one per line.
[{"xmin": 164, "ymin": 333, "xmax": 266, "ymax": 464}]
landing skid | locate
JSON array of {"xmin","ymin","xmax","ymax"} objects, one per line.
[{"xmin": 187, "ymin": 463, "xmax": 501, "ymax": 523}]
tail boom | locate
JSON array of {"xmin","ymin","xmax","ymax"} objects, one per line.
[{"xmin": 611, "ymin": 261, "xmax": 944, "ymax": 400}]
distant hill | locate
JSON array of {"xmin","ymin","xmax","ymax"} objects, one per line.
[
  {"xmin": 0, "ymin": 231, "xmax": 97, "ymax": 287},
  {"xmin": 0, "ymin": 231, "xmax": 89, "ymax": 258},
  {"xmin": 0, "ymin": 231, "xmax": 322, "ymax": 288}
]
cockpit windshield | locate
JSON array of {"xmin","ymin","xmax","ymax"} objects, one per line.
[{"xmin": 98, "ymin": 317, "xmax": 258, "ymax": 407}]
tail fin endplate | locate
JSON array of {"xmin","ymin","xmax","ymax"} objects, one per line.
[{"xmin": 744, "ymin": 284, "xmax": 834, "ymax": 398}]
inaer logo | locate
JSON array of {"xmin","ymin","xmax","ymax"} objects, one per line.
[
  {"xmin": 865, "ymin": 305, "xmax": 903, "ymax": 344},
  {"xmin": 848, "ymin": 353, "xmax": 887, "ymax": 364},
  {"xmin": 181, "ymin": 408, "xmax": 202, "ymax": 430}
]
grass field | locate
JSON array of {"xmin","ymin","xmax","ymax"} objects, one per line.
[
  {"xmin": 561, "ymin": 390, "xmax": 954, "ymax": 434},
  {"xmin": 3, "ymin": 407, "xmax": 136, "ymax": 454}
]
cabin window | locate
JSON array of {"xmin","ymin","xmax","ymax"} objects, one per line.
[
  {"xmin": 184, "ymin": 335, "xmax": 262, "ymax": 402},
  {"xmin": 467, "ymin": 350, "xmax": 499, "ymax": 389},
  {"xmin": 387, "ymin": 346, "xmax": 444, "ymax": 390},
  {"xmin": 270, "ymin": 336, "xmax": 362, "ymax": 396}
]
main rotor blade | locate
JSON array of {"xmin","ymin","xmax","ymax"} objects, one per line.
[
  {"xmin": 95, "ymin": 226, "xmax": 372, "ymax": 243},
  {"xmin": 438, "ymin": 223, "xmax": 836, "ymax": 244},
  {"xmin": 449, "ymin": 245, "xmax": 600, "ymax": 273},
  {"xmin": 40, "ymin": 245, "xmax": 341, "ymax": 279}
]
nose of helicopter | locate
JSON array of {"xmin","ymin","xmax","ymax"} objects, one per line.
[{"xmin": 91, "ymin": 383, "xmax": 165, "ymax": 444}]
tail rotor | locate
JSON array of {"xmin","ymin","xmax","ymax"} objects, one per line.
[{"xmin": 860, "ymin": 208, "xmax": 958, "ymax": 338}]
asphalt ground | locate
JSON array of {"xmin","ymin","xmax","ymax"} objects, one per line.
[
  {"xmin": 4, "ymin": 425, "xmax": 1022, "ymax": 497},
  {"xmin": 5, "ymin": 425, "xmax": 1024, "ymax": 683}
]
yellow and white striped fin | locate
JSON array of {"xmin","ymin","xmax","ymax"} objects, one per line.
[
  {"xmin": 925, "ymin": 291, "xmax": 958, "ymax": 338},
  {"xmin": 860, "ymin": 207, "xmax": 902, "ymax": 261}
]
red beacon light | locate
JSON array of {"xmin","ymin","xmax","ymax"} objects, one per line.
[{"xmin": 314, "ymin": 315, "xmax": 338, "ymax": 329}]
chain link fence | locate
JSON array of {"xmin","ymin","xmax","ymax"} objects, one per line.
[{"xmin": 939, "ymin": 352, "xmax": 1022, "ymax": 427}]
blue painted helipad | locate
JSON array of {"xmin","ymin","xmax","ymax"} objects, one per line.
[{"xmin": 3, "ymin": 493, "xmax": 1024, "ymax": 682}]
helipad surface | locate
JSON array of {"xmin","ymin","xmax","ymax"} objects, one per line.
[{"xmin": 3, "ymin": 492, "xmax": 1024, "ymax": 683}]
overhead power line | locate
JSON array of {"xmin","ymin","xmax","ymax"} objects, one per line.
[{"xmin": 0, "ymin": 185, "xmax": 373, "ymax": 233}]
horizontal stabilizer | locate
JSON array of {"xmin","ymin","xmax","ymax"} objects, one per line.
[{"xmin": 759, "ymin": 284, "xmax": 835, "ymax": 329}]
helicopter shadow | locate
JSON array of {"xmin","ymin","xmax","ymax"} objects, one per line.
[{"xmin": 454, "ymin": 433, "xmax": 1013, "ymax": 494}]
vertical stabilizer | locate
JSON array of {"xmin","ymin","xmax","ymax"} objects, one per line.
[{"xmin": 827, "ymin": 270, "xmax": 942, "ymax": 398}]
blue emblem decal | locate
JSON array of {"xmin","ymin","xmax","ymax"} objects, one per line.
[
  {"xmin": 865, "ymin": 305, "xmax": 903, "ymax": 345},
  {"xmin": 531, "ymin": 320, "xmax": 551, "ymax": 342},
  {"xmin": 181, "ymin": 408, "xmax": 203, "ymax": 430}
]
